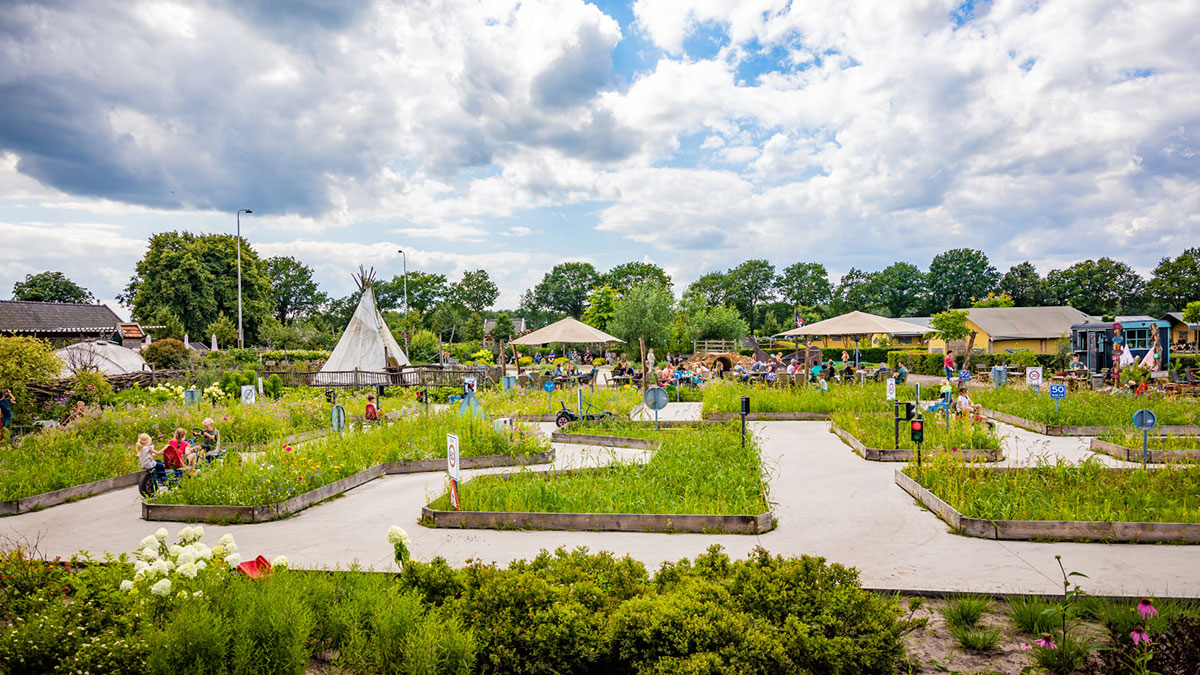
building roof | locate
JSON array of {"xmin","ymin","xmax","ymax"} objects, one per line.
[
  {"xmin": 964, "ymin": 306, "xmax": 1091, "ymax": 341},
  {"xmin": 1161, "ymin": 313, "xmax": 1200, "ymax": 330},
  {"xmin": 484, "ymin": 317, "xmax": 528, "ymax": 335},
  {"xmin": 895, "ymin": 316, "xmax": 933, "ymax": 329},
  {"xmin": 118, "ymin": 323, "xmax": 145, "ymax": 340},
  {"xmin": 0, "ymin": 300, "xmax": 123, "ymax": 334}
]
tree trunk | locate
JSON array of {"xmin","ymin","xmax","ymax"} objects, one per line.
[{"xmin": 964, "ymin": 331, "xmax": 977, "ymax": 372}]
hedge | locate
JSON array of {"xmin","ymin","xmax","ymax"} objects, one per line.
[{"xmin": 886, "ymin": 350, "xmax": 1066, "ymax": 376}]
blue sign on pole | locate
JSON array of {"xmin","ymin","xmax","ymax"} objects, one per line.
[
  {"xmin": 1049, "ymin": 384, "xmax": 1067, "ymax": 399},
  {"xmin": 1132, "ymin": 409, "xmax": 1157, "ymax": 431},
  {"xmin": 543, "ymin": 380, "xmax": 556, "ymax": 393}
]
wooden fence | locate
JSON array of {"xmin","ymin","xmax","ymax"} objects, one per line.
[{"xmin": 260, "ymin": 366, "xmax": 505, "ymax": 389}]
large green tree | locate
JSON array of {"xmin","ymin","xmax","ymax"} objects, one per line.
[
  {"xmin": 531, "ymin": 262, "xmax": 599, "ymax": 317},
  {"xmin": 683, "ymin": 272, "xmax": 730, "ymax": 307},
  {"xmin": 925, "ymin": 248, "xmax": 999, "ymax": 312},
  {"xmin": 999, "ymin": 262, "xmax": 1046, "ymax": 307},
  {"xmin": 12, "ymin": 271, "xmax": 94, "ymax": 303},
  {"xmin": 123, "ymin": 232, "xmax": 272, "ymax": 344},
  {"xmin": 265, "ymin": 256, "xmax": 327, "ymax": 323},
  {"xmin": 581, "ymin": 284, "xmax": 620, "ymax": 331},
  {"xmin": 601, "ymin": 261, "xmax": 672, "ymax": 293},
  {"xmin": 378, "ymin": 271, "xmax": 448, "ymax": 315},
  {"xmin": 833, "ymin": 268, "xmax": 881, "ymax": 314},
  {"xmin": 874, "ymin": 262, "xmax": 926, "ymax": 317},
  {"xmin": 453, "ymin": 269, "xmax": 499, "ymax": 313},
  {"xmin": 724, "ymin": 259, "xmax": 777, "ymax": 331},
  {"xmin": 1044, "ymin": 258, "xmax": 1146, "ymax": 316},
  {"xmin": 491, "ymin": 313, "xmax": 517, "ymax": 342},
  {"xmin": 776, "ymin": 262, "xmax": 832, "ymax": 308},
  {"xmin": 609, "ymin": 283, "xmax": 675, "ymax": 352},
  {"xmin": 1148, "ymin": 248, "xmax": 1200, "ymax": 311}
]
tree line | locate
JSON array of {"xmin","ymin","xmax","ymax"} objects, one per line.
[{"xmin": 9, "ymin": 233, "xmax": 1200, "ymax": 354}]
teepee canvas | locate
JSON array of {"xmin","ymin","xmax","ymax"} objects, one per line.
[{"xmin": 314, "ymin": 269, "xmax": 409, "ymax": 385}]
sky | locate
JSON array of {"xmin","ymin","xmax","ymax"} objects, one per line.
[{"xmin": 1, "ymin": 0, "xmax": 1198, "ymax": 316}]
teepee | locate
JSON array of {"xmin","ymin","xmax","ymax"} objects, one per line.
[{"xmin": 314, "ymin": 268, "xmax": 409, "ymax": 385}]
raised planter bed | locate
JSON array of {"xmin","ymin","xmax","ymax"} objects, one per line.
[
  {"xmin": 831, "ymin": 425, "xmax": 1002, "ymax": 463},
  {"xmin": 981, "ymin": 408, "xmax": 1200, "ymax": 437},
  {"xmin": 510, "ymin": 414, "xmax": 560, "ymax": 423},
  {"xmin": 1089, "ymin": 438, "xmax": 1200, "ymax": 463},
  {"xmin": 141, "ymin": 449, "xmax": 555, "ymax": 523},
  {"xmin": 705, "ymin": 412, "xmax": 830, "ymax": 421},
  {"xmin": 895, "ymin": 470, "xmax": 1200, "ymax": 543},
  {"xmin": 421, "ymin": 505, "xmax": 773, "ymax": 534},
  {"xmin": 0, "ymin": 471, "xmax": 142, "ymax": 516},
  {"xmin": 549, "ymin": 432, "xmax": 660, "ymax": 450}
]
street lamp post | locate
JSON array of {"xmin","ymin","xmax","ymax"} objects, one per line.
[
  {"xmin": 236, "ymin": 209, "xmax": 253, "ymax": 349},
  {"xmin": 397, "ymin": 249, "xmax": 409, "ymax": 352}
]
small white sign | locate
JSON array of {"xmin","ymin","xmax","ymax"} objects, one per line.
[
  {"xmin": 257, "ymin": 377, "xmax": 264, "ymax": 394},
  {"xmin": 886, "ymin": 378, "xmax": 896, "ymax": 401},
  {"xmin": 1026, "ymin": 367, "xmax": 1043, "ymax": 386},
  {"xmin": 463, "ymin": 377, "xmax": 477, "ymax": 395},
  {"xmin": 240, "ymin": 385, "xmax": 256, "ymax": 404},
  {"xmin": 446, "ymin": 433, "xmax": 460, "ymax": 481}
]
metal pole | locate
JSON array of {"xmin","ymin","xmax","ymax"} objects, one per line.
[
  {"xmin": 236, "ymin": 209, "xmax": 251, "ymax": 349},
  {"xmin": 1142, "ymin": 429, "xmax": 1148, "ymax": 468},
  {"xmin": 398, "ymin": 249, "xmax": 409, "ymax": 353}
]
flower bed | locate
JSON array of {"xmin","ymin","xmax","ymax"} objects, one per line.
[
  {"xmin": 830, "ymin": 413, "xmax": 1002, "ymax": 462},
  {"xmin": 423, "ymin": 422, "xmax": 770, "ymax": 531},
  {"xmin": 901, "ymin": 454, "xmax": 1200, "ymax": 542},
  {"xmin": 0, "ymin": 389, "xmax": 365, "ymax": 504},
  {"xmin": 479, "ymin": 386, "xmax": 642, "ymax": 419},
  {"xmin": 1090, "ymin": 432, "xmax": 1200, "ymax": 463},
  {"xmin": 701, "ymin": 381, "xmax": 939, "ymax": 417},
  {"xmin": 145, "ymin": 410, "xmax": 548, "ymax": 510},
  {"xmin": 971, "ymin": 388, "xmax": 1200, "ymax": 435}
]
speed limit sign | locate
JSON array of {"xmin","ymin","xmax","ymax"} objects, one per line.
[
  {"xmin": 446, "ymin": 433, "xmax": 460, "ymax": 481},
  {"xmin": 1026, "ymin": 367, "xmax": 1043, "ymax": 387}
]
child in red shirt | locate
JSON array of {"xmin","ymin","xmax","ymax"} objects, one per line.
[
  {"xmin": 161, "ymin": 428, "xmax": 195, "ymax": 470},
  {"xmin": 365, "ymin": 394, "xmax": 379, "ymax": 421}
]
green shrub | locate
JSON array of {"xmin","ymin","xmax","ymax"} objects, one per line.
[
  {"xmin": 260, "ymin": 349, "xmax": 330, "ymax": 362},
  {"xmin": 518, "ymin": 356, "xmax": 533, "ymax": 366},
  {"xmin": 60, "ymin": 627, "xmax": 148, "ymax": 675},
  {"xmin": 1007, "ymin": 596, "xmax": 1059, "ymax": 635},
  {"xmin": 70, "ymin": 369, "xmax": 113, "ymax": 404},
  {"xmin": 0, "ymin": 604, "xmax": 77, "ymax": 674},
  {"xmin": 469, "ymin": 349, "xmax": 494, "ymax": 364},
  {"xmin": 410, "ymin": 330, "xmax": 440, "ymax": 363},
  {"xmin": 940, "ymin": 594, "xmax": 992, "ymax": 628},
  {"xmin": 142, "ymin": 338, "xmax": 190, "ymax": 369},
  {"xmin": 264, "ymin": 373, "xmax": 284, "ymax": 399},
  {"xmin": 949, "ymin": 624, "xmax": 1001, "ymax": 652},
  {"xmin": 592, "ymin": 358, "xmax": 607, "ymax": 366},
  {"xmin": 145, "ymin": 600, "xmax": 230, "ymax": 675},
  {"xmin": 230, "ymin": 575, "xmax": 314, "ymax": 675}
]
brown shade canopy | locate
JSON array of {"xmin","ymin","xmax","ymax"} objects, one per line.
[
  {"xmin": 775, "ymin": 311, "xmax": 934, "ymax": 338},
  {"xmin": 509, "ymin": 317, "xmax": 624, "ymax": 345}
]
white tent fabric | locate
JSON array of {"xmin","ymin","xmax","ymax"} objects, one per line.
[
  {"xmin": 56, "ymin": 340, "xmax": 149, "ymax": 377},
  {"xmin": 509, "ymin": 317, "xmax": 623, "ymax": 345},
  {"xmin": 775, "ymin": 311, "xmax": 934, "ymax": 338},
  {"xmin": 314, "ymin": 286, "xmax": 409, "ymax": 385}
]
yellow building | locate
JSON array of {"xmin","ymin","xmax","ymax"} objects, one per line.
[
  {"xmin": 925, "ymin": 306, "xmax": 1090, "ymax": 354},
  {"xmin": 1161, "ymin": 313, "xmax": 1200, "ymax": 349}
]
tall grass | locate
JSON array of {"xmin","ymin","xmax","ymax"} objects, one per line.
[
  {"xmin": 831, "ymin": 413, "xmax": 1000, "ymax": 450},
  {"xmin": 971, "ymin": 387, "xmax": 1200, "ymax": 427},
  {"xmin": 429, "ymin": 422, "xmax": 768, "ymax": 515},
  {"xmin": 1096, "ymin": 430, "xmax": 1200, "ymax": 452},
  {"xmin": 701, "ymin": 381, "xmax": 940, "ymax": 415},
  {"xmin": 904, "ymin": 454, "xmax": 1200, "ymax": 522},
  {"xmin": 149, "ymin": 411, "xmax": 547, "ymax": 507},
  {"xmin": 479, "ymin": 386, "xmax": 642, "ymax": 417}
]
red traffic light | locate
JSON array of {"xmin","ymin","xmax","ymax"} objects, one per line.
[{"xmin": 911, "ymin": 421, "xmax": 922, "ymax": 431}]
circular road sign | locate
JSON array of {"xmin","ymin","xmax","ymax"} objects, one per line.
[
  {"xmin": 330, "ymin": 404, "xmax": 346, "ymax": 432},
  {"xmin": 644, "ymin": 386, "xmax": 669, "ymax": 411},
  {"xmin": 1132, "ymin": 409, "xmax": 1157, "ymax": 431},
  {"xmin": 543, "ymin": 380, "xmax": 556, "ymax": 393}
]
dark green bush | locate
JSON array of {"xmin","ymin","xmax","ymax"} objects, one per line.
[
  {"xmin": 145, "ymin": 600, "xmax": 229, "ymax": 675},
  {"xmin": 142, "ymin": 338, "xmax": 190, "ymax": 369},
  {"xmin": 264, "ymin": 373, "xmax": 284, "ymax": 399},
  {"xmin": 230, "ymin": 575, "xmax": 314, "ymax": 675}
]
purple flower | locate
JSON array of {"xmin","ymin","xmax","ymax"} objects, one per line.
[
  {"xmin": 1036, "ymin": 634, "xmax": 1057, "ymax": 649},
  {"xmin": 1131, "ymin": 626, "xmax": 1151, "ymax": 645},
  {"xmin": 1137, "ymin": 598, "xmax": 1158, "ymax": 620},
  {"xmin": 1019, "ymin": 643, "xmax": 1031, "ymax": 650}
]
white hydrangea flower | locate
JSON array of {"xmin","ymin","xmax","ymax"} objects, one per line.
[
  {"xmin": 177, "ymin": 551, "xmax": 195, "ymax": 566},
  {"xmin": 178, "ymin": 526, "xmax": 194, "ymax": 542},
  {"xmin": 138, "ymin": 547, "xmax": 159, "ymax": 561},
  {"xmin": 218, "ymin": 533, "xmax": 235, "ymax": 547},
  {"xmin": 169, "ymin": 545, "xmax": 182, "ymax": 557},
  {"xmin": 139, "ymin": 535, "xmax": 158, "ymax": 549},
  {"xmin": 387, "ymin": 525, "xmax": 410, "ymax": 546},
  {"xmin": 133, "ymin": 561, "xmax": 149, "ymax": 574},
  {"xmin": 191, "ymin": 525, "xmax": 205, "ymax": 540},
  {"xmin": 154, "ymin": 528, "xmax": 169, "ymax": 541},
  {"xmin": 195, "ymin": 544, "xmax": 212, "ymax": 560},
  {"xmin": 224, "ymin": 542, "xmax": 238, "ymax": 553},
  {"xmin": 150, "ymin": 579, "xmax": 172, "ymax": 596},
  {"xmin": 196, "ymin": 560, "xmax": 207, "ymax": 570},
  {"xmin": 177, "ymin": 562, "xmax": 199, "ymax": 579},
  {"xmin": 149, "ymin": 560, "xmax": 168, "ymax": 577},
  {"xmin": 119, "ymin": 580, "xmax": 134, "ymax": 591},
  {"xmin": 192, "ymin": 590, "xmax": 203, "ymax": 598},
  {"xmin": 224, "ymin": 553, "xmax": 241, "ymax": 568},
  {"xmin": 163, "ymin": 559, "xmax": 175, "ymax": 571},
  {"xmin": 271, "ymin": 555, "xmax": 289, "ymax": 569},
  {"xmin": 210, "ymin": 544, "xmax": 224, "ymax": 558}
]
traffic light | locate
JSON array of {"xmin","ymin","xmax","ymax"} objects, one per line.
[
  {"xmin": 901, "ymin": 402, "xmax": 916, "ymax": 420},
  {"xmin": 910, "ymin": 419, "xmax": 924, "ymax": 443}
]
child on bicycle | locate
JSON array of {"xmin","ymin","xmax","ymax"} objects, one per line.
[
  {"xmin": 162, "ymin": 428, "xmax": 196, "ymax": 471},
  {"xmin": 136, "ymin": 433, "xmax": 166, "ymax": 483}
]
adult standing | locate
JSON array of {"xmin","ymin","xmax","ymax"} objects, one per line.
[
  {"xmin": 0, "ymin": 390, "xmax": 14, "ymax": 439},
  {"xmin": 645, "ymin": 348, "xmax": 656, "ymax": 370},
  {"xmin": 944, "ymin": 350, "xmax": 955, "ymax": 380}
]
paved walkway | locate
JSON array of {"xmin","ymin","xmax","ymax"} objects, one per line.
[{"xmin": 3, "ymin": 404, "xmax": 1197, "ymax": 597}]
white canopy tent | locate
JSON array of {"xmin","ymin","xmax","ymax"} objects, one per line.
[
  {"xmin": 314, "ymin": 273, "xmax": 409, "ymax": 385},
  {"xmin": 56, "ymin": 340, "xmax": 150, "ymax": 377},
  {"xmin": 509, "ymin": 317, "xmax": 623, "ymax": 346},
  {"xmin": 775, "ymin": 311, "xmax": 933, "ymax": 340}
]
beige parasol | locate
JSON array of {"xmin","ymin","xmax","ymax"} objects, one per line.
[
  {"xmin": 509, "ymin": 317, "xmax": 624, "ymax": 345},
  {"xmin": 775, "ymin": 310, "xmax": 933, "ymax": 338}
]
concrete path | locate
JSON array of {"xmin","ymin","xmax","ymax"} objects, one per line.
[{"xmin": 3, "ymin": 407, "xmax": 1198, "ymax": 598}]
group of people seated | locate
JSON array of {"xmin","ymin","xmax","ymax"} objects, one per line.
[{"xmin": 135, "ymin": 418, "xmax": 221, "ymax": 480}]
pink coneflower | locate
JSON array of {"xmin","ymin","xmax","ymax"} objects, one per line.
[
  {"xmin": 1131, "ymin": 626, "xmax": 1151, "ymax": 645},
  {"xmin": 1019, "ymin": 643, "xmax": 1032, "ymax": 650},
  {"xmin": 1137, "ymin": 598, "xmax": 1158, "ymax": 620},
  {"xmin": 1036, "ymin": 634, "xmax": 1057, "ymax": 649}
]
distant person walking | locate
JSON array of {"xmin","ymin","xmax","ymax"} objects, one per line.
[
  {"xmin": 0, "ymin": 390, "xmax": 14, "ymax": 439},
  {"xmin": 944, "ymin": 350, "xmax": 955, "ymax": 380}
]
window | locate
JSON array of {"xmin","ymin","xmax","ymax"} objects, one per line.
[{"xmin": 1124, "ymin": 327, "xmax": 1150, "ymax": 350}]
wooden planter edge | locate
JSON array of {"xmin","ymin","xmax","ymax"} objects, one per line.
[
  {"xmin": 830, "ymin": 424, "xmax": 1001, "ymax": 463},
  {"xmin": 420, "ymin": 506, "xmax": 774, "ymax": 534}
]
